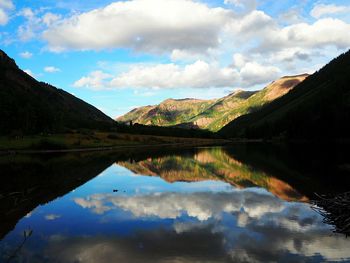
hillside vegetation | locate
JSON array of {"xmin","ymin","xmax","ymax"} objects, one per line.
[
  {"xmin": 0, "ymin": 50, "xmax": 115, "ymax": 135},
  {"xmin": 118, "ymin": 74, "xmax": 308, "ymax": 131},
  {"xmin": 219, "ymin": 50, "xmax": 350, "ymax": 140}
]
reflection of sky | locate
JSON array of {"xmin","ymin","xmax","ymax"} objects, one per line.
[{"xmin": 1, "ymin": 163, "xmax": 350, "ymax": 263}]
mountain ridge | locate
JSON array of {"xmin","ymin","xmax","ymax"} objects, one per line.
[
  {"xmin": 0, "ymin": 49, "xmax": 115, "ymax": 135},
  {"xmin": 118, "ymin": 74, "xmax": 309, "ymax": 131},
  {"xmin": 219, "ymin": 50, "xmax": 350, "ymax": 140}
]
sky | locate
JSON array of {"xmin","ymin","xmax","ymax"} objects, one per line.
[{"xmin": 1, "ymin": 0, "xmax": 350, "ymax": 118}]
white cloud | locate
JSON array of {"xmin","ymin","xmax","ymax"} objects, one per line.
[
  {"xmin": 0, "ymin": 0, "xmax": 14, "ymax": 9},
  {"xmin": 17, "ymin": 8, "xmax": 61, "ymax": 41},
  {"xmin": 310, "ymin": 4, "xmax": 350, "ymax": 19},
  {"xmin": 43, "ymin": 0, "xmax": 232, "ymax": 53},
  {"xmin": 75, "ymin": 61, "xmax": 238, "ymax": 89},
  {"xmin": 44, "ymin": 66, "xmax": 61, "ymax": 73},
  {"xmin": 17, "ymin": 8, "xmax": 39, "ymax": 41},
  {"xmin": 42, "ymin": 12, "xmax": 61, "ymax": 26},
  {"xmin": 74, "ymin": 60, "xmax": 238, "ymax": 89},
  {"xmin": 111, "ymin": 61, "xmax": 238, "ymax": 89},
  {"xmin": 240, "ymin": 61, "xmax": 281, "ymax": 86},
  {"xmin": 73, "ymin": 70, "xmax": 112, "ymax": 89},
  {"xmin": 224, "ymin": 0, "xmax": 256, "ymax": 12},
  {"xmin": 19, "ymin": 51, "xmax": 33, "ymax": 59},
  {"xmin": 279, "ymin": 8, "xmax": 303, "ymax": 24},
  {"xmin": 74, "ymin": 57, "xmax": 286, "ymax": 90},
  {"xmin": 223, "ymin": 10, "xmax": 350, "ymax": 58},
  {"xmin": 226, "ymin": 10, "xmax": 275, "ymax": 38},
  {"xmin": 18, "ymin": 7, "xmax": 34, "ymax": 19},
  {"xmin": 0, "ymin": 0, "xmax": 14, "ymax": 25},
  {"xmin": 0, "ymin": 9, "xmax": 8, "ymax": 25},
  {"xmin": 24, "ymin": 69, "xmax": 34, "ymax": 77}
]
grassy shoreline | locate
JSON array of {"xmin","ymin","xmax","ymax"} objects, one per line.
[{"xmin": 0, "ymin": 131, "xmax": 228, "ymax": 154}]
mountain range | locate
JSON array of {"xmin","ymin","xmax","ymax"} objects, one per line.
[
  {"xmin": 0, "ymin": 50, "xmax": 114, "ymax": 135},
  {"xmin": 219, "ymin": 50, "xmax": 350, "ymax": 140},
  {"xmin": 1, "ymin": 48, "xmax": 349, "ymax": 142},
  {"xmin": 117, "ymin": 74, "xmax": 308, "ymax": 131}
]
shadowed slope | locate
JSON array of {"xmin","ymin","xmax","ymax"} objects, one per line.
[
  {"xmin": 219, "ymin": 50, "xmax": 350, "ymax": 140},
  {"xmin": 0, "ymin": 50, "xmax": 114, "ymax": 135}
]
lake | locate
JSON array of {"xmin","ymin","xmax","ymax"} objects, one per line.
[{"xmin": 1, "ymin": 144, "xmax": 350, "ymax": 262}]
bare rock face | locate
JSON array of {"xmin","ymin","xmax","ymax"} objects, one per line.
[{"xmin": 264, "ymin": 74, "xmax": 309, "ymax": 101}]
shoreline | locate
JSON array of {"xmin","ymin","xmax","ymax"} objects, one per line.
[{"xmin": 0, "ymin": 141, "xmax": 229, "ymax": 155}]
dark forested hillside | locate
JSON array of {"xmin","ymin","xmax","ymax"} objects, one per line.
[
  {"xmin": 219, "ymin": 50, "xmax": 350, "ymax": 141},
  {"xmin": 0, "ymin": 50, "xmax": 114, "ymax": 135}
]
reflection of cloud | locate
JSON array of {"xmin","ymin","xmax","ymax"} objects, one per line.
[
  {"xmin": 74, "ymin": 191, "xmax": 283, "ymax": 221},
  {"xmin": 39, "ymin": 215, "xmax": 350, "ymax": 263},
  {"xmin": 71, "ymin": 190, "xmax": 350, "ymax": 261},
  {"xmin": 43, "ymin": 227, "xmax": 225, "ymax": 263},
  {"xmin": 45, "ymin": 214, "xmax": 61, "ymax": 221},
  {"xmin": 74, "ymin": 194, "xmax": 111, "ymax": 215}
]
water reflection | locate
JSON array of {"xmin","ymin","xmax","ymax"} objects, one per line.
[
  {"xmin": 1, "ymin": 145, "xmax": 350, "ymax": 262},
  {"xmin": 117, "ymin": 148, "xmax": 309, "ymax": 202}
]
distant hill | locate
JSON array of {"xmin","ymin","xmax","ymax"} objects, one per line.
[
  {"xmin": 0, "ymin": 50, "xmax": 114, "ymax": 135},
  {"xmin": 219, "ymin": 50, "xmax": 350, "ymax": 140},
  {"xmin": 117, "ymin": 74, "xmax": 308, "ymax": 131}
]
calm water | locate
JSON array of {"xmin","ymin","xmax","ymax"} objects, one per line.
[{"xmin": 1, "ymin": 145, "xmax": 350, "ymax": 262}]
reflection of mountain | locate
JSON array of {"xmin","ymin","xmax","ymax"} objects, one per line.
[
  {"xmin": 0, "ymin": 153, "xmax": 115, "ymax": 240},
  {"xmin": 0, "ymin": 147, "xmax": 199, "ymax": 240},
  {"xmin": 117, "ymin": 148, "xmax": 308, "ymax": 202}
]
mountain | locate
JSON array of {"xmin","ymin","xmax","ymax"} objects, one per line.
[
  {"xmin": 117, "ymin": 74, "xmax": 308, "ymax": 131},
  {"xmin": 219, "ymin": 50, "xmax": 350, "ymax": 140},
  {"xmin": 0, "ymin": 50, "xmax": 114, "ymax": 135}
]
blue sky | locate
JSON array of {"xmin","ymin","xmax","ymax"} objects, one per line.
[{"xmin": 1, "ymin": 0, "xmax": 350, "ymax": 118}]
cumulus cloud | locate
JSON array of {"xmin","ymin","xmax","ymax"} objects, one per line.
[
  {"xmin": 42, "ymin": 12, "xmax": 61, "ymax": 26},
  {"xmin": 17, "ymin": 8, "xmax": 39, "ymax": 41},
  {"xmin": 310, "ymin": 4, "xmax": 350, "ymax": 19},
  {"xmin": 19, "ymin": 51, "xmax": 33, "ymax": 59},
  {"xmin": 0, "ymin": 0, "xmax": 13, "ymax": 9},
  {"xmin": 111, "ymin": 61, "xmax": 238, "ymax": 89},
  {"xmin": 74, "ymin": 61, "xmax": 238, "ymax": 89},
  {"xmin": 240, "ymin": 61, "xmax": 280, "ymax": 86},
  {"xmin": 224, "ymin": 10, "xmax": 350, "ymax": 56},
  {"xmin": 44, "ymin": 66, "xmax": 61, "ymax": 73},
  {"xmin": 226, "ymin": 10, "xmax": 275, "ymax": 39},
  {"xmin": 43, "ymin": 0, "xmax": 232, "ymax": 53},
  {"xmin": 0, "ymin": 0, "xmax": 14, "ymax": 25},
  {"xmin": 224, "ymin": 0, "xmax": 257, "ymax": 12},
  {"xmin": 254, "ymin": 18, "xmax": 350, "ymax": 53},
  {"xmin": 73, "ymin": 71, "xmax": 113, "ymax": 90},
  {"xmin": 73, "ymin": 57, "xmax": 282, "ymax": 90},
  {"xmin": 17, "ymin": 8, "xmax": 61, "ymax": 41},
  {"xmin": 0, "ymin": 9, "xmax": 8, "ymax": 25}
]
